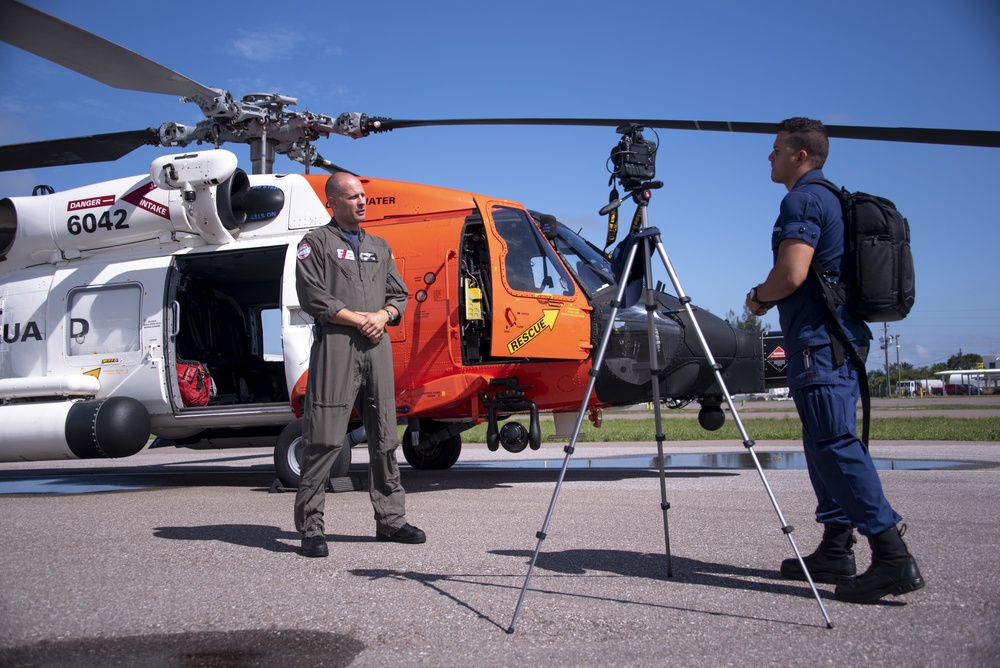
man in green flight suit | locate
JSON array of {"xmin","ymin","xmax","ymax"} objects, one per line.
[{"xmin": 294, "ymin": 172, "xmax": 425, "ymax": 558}]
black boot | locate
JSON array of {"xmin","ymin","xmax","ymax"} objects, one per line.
[
  {"xmin": 835, "ymin": 525, "xmax": 925, "ymax": 603},
  {"xmin": 781, "ymin": 524, "xmax": 857, "ymax": 584}
]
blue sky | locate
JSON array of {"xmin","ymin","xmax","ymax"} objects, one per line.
[{"xmin": 1, "ymin": 0, "xmax": 998, "ymax": 368}]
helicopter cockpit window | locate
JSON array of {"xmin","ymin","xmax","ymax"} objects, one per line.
[
  {"xmin": 549, "ymin": 224, "xmax": 617, "ymax": 296},
  {"xmin": 67, "ymin": 284, "xmax": 142, "ymax": 357},
  {"xmin": 491, "ymin": 205, "xmax": 574, "ymax": 297}
]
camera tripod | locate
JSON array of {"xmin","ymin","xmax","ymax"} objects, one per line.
[{"xmin": 506, "ymin": 182, "xmax": 833, "ymax": 633}]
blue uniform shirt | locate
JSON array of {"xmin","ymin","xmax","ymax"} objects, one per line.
[{"xmin": 772, "ymin": 169, "xmax": 870, "ymax": 358}]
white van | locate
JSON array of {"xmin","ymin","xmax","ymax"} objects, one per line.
[{"xmin": 896, "ymin": 380, "xmax": 943, "ymax": 396}]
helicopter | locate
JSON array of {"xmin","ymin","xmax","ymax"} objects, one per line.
[{"xmin": 1, "ymin": 0, "xmax": 997, "ymax": 488}]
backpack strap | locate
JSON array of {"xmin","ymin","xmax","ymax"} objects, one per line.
[
  {"xmin": 810, "ymin": 258, "xmax": 872, "ymax": 446},
  {"xmin": 805, "ymin": 178, "xmax": 841, "ymax": 197}
]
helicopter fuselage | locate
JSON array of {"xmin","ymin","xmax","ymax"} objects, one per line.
[{"xmin": 0, "ymin": 151, "xmax": 781, "ymax": 473}]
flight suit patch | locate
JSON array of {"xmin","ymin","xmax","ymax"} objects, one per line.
[
  {"xmin": 336, "ymin": 248, "xmax": 356, "ymax": 260},
  {"xmin": 359, "ymin": 252, "xmax": 379, "ymax": 262}
]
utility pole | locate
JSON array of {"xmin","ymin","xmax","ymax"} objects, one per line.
[
  {"xmin": 896, "ymin": 334, "xmax": 902, "ymax": 391},
  {"xmin": 881, "ymin": 323, "xmax": 892, "ymax": 397}
]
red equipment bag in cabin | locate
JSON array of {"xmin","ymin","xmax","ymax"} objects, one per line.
[{"xmin": 177, "ymin": 361, "xmax": 212, "ymax": 407}]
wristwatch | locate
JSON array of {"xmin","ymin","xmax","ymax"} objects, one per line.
[{"xmin": 383, "ymin": 307, "xmax": 394, "ymax": 322}]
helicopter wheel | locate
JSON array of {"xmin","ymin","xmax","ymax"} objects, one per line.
[
  {"xmin": 273, "ymin": 418, "xmax": 352, "ymax": 488},
  {"xmin": 401, "ymin": 422, "xmax": 462, "ymax": 470}
]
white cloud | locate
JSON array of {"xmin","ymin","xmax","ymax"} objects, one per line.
[{"xmin": 229, "ymin": 28, "xmax": 301, "ymax": 63}]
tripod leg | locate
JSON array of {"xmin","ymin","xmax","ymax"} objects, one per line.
[
  {"xmin": 507, "ymin": 238, "xmax": 645, "ymax": 634},
  {"xmin": 648, "ymin": 235, "xmax": 834, "ymax": 629},
  {"xmin": 640, "ymin": 232, "xmax": 673, "ymax": 577}
]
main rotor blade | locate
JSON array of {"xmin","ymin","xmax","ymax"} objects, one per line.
[
  {"xmin": 0, "ymin": 129, "xmax": 161, "ymax": 172},
  {"xmin": 0, "ymin": 0, "xmax": 218, "ymax": 99},
  {"xmin": 311, "ymin": 153, "xmax": 357, "ymax": 176},
  {"xmin": 371, "ymin": 118, "xmax": 1000, "ymax": 149}
]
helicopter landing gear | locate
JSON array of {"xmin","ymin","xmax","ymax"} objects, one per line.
[
  {"xmin": 401, "ymin": 419, "xmax": 465, "ymax": 470},
  {"xmin": 273, "ymin": 418, "xmax": 353, "ymax": 489}
]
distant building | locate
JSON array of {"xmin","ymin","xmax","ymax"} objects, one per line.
[{"xmin": 934, "ymin": 356, "xmax": 1000, "ymax": 393}]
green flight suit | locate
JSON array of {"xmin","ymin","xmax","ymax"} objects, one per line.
[{"xmin": 293, "ymin": 221, "xmax": 408, "ymax": 538}]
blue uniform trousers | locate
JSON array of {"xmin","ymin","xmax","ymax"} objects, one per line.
[{"xmin": 788, "ymin": 344, "xmax": 902, "ymax": 537}]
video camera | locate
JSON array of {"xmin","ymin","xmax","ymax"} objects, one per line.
[{"xmin": 609, "ymin": 124, "xmax": 657, "ymax": 191}]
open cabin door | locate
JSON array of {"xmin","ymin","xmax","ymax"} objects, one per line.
[{"xmin": 165, "ymin": 246, "xmax": 289, "ymax": 412}]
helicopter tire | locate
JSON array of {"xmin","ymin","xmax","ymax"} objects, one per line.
[
  {"xmin": 401, "ymin": 423, "xmax": 462, "ymax": 470},
  {"xmin": 273, "ymin": 417, "xmax": 351, "ymax": 488}
]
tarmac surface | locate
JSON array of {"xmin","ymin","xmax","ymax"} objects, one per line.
[{"xmin": 1, "ymin": 435, "xmax": 998, "ymax": 667}]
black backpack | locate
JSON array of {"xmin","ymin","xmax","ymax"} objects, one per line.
[
  {"xmin": 807, "ymin": 179, "xmax": 915, "ymax": 322},
  {"xmin": 806, "ymin": 179, "xmax": 915, "ymax": 445}
]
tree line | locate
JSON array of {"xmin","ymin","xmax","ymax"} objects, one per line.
[{"xmin": 725, "ymin": 306, "xmax": 984, "ymax": 394}]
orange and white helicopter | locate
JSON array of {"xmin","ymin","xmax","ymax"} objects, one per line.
[{"xmin": 1, "ymin": 0, "xmax": 997, "ymax": 487}]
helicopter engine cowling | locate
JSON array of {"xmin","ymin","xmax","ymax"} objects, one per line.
[
  {"xmin": 0, "ymin": 151, "xmax": 249, "ymax": 272},
  {"xmin": 0, "ymin": 396, "xmax": 150, "ymax": 463}
]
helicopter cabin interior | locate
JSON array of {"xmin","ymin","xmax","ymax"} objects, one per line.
[{"xmin": 170, "ymin": 246, "xmax": 288, "ymax": 408}]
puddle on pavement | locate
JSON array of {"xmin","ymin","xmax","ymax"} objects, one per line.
[
  {"xmin": 0, "ymin": 477, "xmax": 152, "ymax": 495},
  {"xmin": 452, "ymin": 451, "xmax": 973, "ymax": 472},
  {"xmin": 0, "ymin": 452, "xmax": 975, "ymax": 495}
]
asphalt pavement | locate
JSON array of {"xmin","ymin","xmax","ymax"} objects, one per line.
[{"xmin": 1, "ymin": 438, "xmax": 998, "ymax": 667}]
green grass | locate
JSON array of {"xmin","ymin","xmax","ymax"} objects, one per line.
[{"xmin": 444, "ymin": 416, "xmax": 1000, "ymax": 443}]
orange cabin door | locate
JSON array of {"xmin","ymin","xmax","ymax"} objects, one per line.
[{"xmin": 482, "ymin": 202, "xmax": 591, "ymax": 360}]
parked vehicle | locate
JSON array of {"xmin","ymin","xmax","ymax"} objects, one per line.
[
  {"xmin": 897, "ymin": 380, "xmax": 943, "ymax": 396},
  {"xmin": 944, "ymin": 383, "xmax": 983, "ymax": 395}
]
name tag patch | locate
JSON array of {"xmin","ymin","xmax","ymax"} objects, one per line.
[{"xmin": 336, "ymin": 248, "xmax": 355, "ymax": 261}]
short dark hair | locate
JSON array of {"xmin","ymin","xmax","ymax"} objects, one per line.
[{"xmin": 778, "ymin": 117, "xmax": 829, "ymax": 168}]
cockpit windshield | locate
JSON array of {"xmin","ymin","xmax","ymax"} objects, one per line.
[{"xmin": 547, "ymin": 223, "xmax": 617, "ymax": 296}]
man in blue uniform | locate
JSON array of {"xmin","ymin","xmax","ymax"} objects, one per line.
[
  {"xmin": 746, "ymin": 117, "xmax": 923, "ymax": 603},
  {"xmin": 294, "ymin": 172, "xmax": 425, "ymax": 558}
]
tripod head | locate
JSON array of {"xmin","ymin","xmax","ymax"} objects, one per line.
[{"xmin": 599, "ymin": 180, "xmax": 664, "ymax": 216}]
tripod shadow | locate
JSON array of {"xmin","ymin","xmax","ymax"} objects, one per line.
[
  {"xmin": 492, "ymin": 547, "xmax": 831, "ymax": 600},
  {"xmin": 349, "ymin": 568, "xmax": 510, "ymax": 632},
  {"xmin": 348, "ymin": 554, "xmax": 826, "ymax": 633}
]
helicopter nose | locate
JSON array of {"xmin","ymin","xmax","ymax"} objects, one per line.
[
  {"xmin": 590, "ymin": 288, "xmax": 769, "ymax": 406},
  {"xmin": 591, "ymin": 298, "xmax": 683, "ymax": 406}
]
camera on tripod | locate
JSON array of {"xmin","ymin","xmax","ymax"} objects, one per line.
[{"xmin": 609, "ymin": 124, "xmax": 657, "ymax": 191}]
